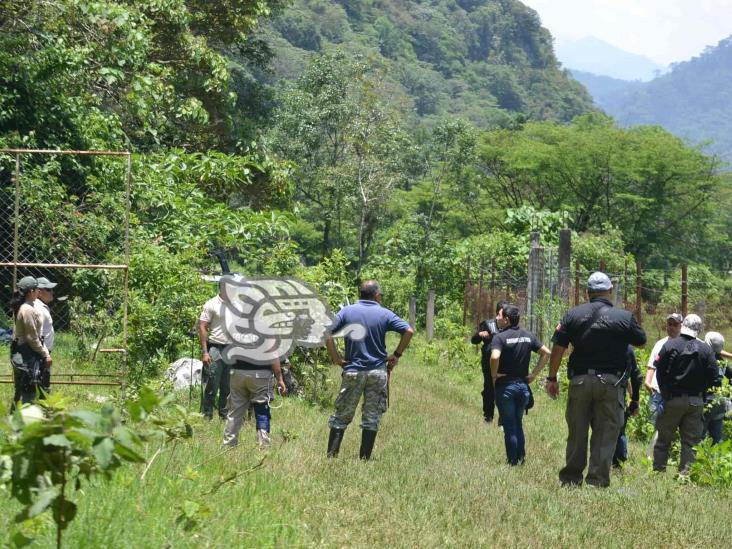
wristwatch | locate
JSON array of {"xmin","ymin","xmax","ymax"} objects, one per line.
[
  {"xmin": 546, "ymin": 376, "xmax": 557, "ymax": 382},
  {"xmin": 393, "ymin": 351, "xmax": 402, "ymax": 358}
]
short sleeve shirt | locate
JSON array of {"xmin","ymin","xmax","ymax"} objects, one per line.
[
  {"xmin": 490, "ymin": 326, "xmax": 542, "ymax": 379},
  {"xmin": 647, "ymin": 336, "xmax": 669, "ymax": 392},
  {"xmin": 199, "ymin": 296, "xmax": 230, "ymax": 345},
  {"xmin": 34, "ymin": 300, "xmax": 54, "ymax": 351},
  {"xmin": 551, "ymin": 298, "xmax": 646, "ymax": 373},
  {"xmin": 329, "ymin": 300, "xmax": 410, "ymax": 371}
]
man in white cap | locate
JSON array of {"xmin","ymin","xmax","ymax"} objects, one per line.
[
  {"xmin": 652, "ymin": 314, "xmax": 720, "ymax": 474},
  {"xmin": 546, "ymin": 271, "xmax": 646, "ymax": 487},
  {"xmin": 643, "ymin": 313, "xmax": 683, "ymax": 454},
  {"xmin": 34, "ymin": 276, "xmax": 57, "ymax": 394}
]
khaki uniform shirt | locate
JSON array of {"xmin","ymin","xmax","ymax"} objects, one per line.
[
  {"xmin": 199, "ymin": 295, "xmax": 230, "ymax": 345},
  {"xmin": 15, "ymin": 302, "xmax": 50, "ymax": 358}
]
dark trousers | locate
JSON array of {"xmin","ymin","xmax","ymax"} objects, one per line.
[
  {"xmin": 613, "ymin": 416, "xmax": 629, "ymax": 466},
  {"xmin": 10, "ymin": 344, "xmax": 45, "ymax": 408},
  {"xmin": 559, "ymin": 373, "xmax": 624, "ymax": 488},
  {"xmin": 481, "ymin": 362, "xmax": 496, "ymax": 421},
  {"xmin": 496, "ymin": 380, "xmax": 530, "ymax": 465},
  {"xmin": 654, "ymin": 395, "xmax": 704, "ymax": 473},
  {"xmin": 201, "ymin": 346, "xmax": 230, "ymax": 419}
]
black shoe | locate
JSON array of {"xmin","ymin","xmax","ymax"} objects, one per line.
[
  {"xmin": 359, "ymin": 429, "xmax": 377, "ymax": 460},
  {"xmin": 327, "ymin": 428, "xmax": 345, "ymax": 457}
]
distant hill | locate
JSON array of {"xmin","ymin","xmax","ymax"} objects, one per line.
[
  {"xmin": 569, "ymin": 70, "xmax": 642, "ymax": 109},
  {"xmin": 246, "ymin": 0, "xmax": 594, "ymax": 127},
  {"xmin": 557, "ymin": 37, "xmax": 665, "ymax": 81},
  {"xmin": 577, "ymin": 36, "xmax": 732, "ymax": 162}
]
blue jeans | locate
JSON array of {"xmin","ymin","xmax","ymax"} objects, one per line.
[
  {"xmin": 496, "ymin": 380, "xmax": 530, "ymax": 465},
  {"xmin": 649, "ymin": 391, "xmax": 664, "ymax": 427}
]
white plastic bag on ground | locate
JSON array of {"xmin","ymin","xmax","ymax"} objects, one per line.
[{"xmin": 167, "ymin": 358, "xmax": 203, "ymax": 390}]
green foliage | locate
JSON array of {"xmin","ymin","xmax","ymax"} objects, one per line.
[
  {"xmin": 126, "ymin": 243, "xmax": 210, "ymax": 375},
  {"xmin": 264, "ymin": 0, "xmax": 593, "ymax": 125},
  {"xmin": 689, "ymin": 439, "xmax": 732, "ymax": 488},
  {"xmin": 0, "ymin": 394, "xmax": 145, "ymax": 548}
]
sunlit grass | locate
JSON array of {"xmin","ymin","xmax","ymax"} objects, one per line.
[{"xmin": 2, "ymin": 334, "xmax": 731, "ymax": 547}]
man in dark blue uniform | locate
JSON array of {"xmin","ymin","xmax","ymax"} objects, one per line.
[
  {"xmin": 546, "ymin": 272, "xmax": 646, "ymax": 487},
  {"xmin": 471, "ymin": 300, "xmax": 509, "ymax": 423},
  {"xmin": 490, "ymin": 304, "xmax": 550, "ymax": 465}
]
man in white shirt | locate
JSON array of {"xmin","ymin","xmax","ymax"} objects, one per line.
[
  {"xmin": 644, "ymin": 313, "xmax": 682, "ymax": 453},
  {"xmin": 35, "ymin": 276, "xmax": 57, "ymax": 394},
  {"xmin": 199, "ymin": 281, "xmax": 232, "ymax": 420}
]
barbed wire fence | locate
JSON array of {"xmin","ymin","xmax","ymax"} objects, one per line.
[
  {"xmin": 458, "ymin": 229, "xmax": 729, "ymax": 344},
  {"xmin": 0, "ymin": 148, "xmax": 131, "ymax": 388}
]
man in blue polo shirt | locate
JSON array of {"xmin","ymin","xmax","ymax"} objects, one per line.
[{"xmin": 325, "ymin": 280, "xmax": 414, "ymax": 460}]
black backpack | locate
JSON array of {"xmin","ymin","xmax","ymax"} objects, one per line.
[{"xmin": 658, "ymin": 339, "xmax": 702, "ymax": 390}]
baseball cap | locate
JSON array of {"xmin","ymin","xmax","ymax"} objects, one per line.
[
  {"xmin": 37, "ymin": 277, "xmax": 57, "ymax": 289},
  {"xmin": 680, "ymin": 314, "xmax": 703, "ymax": 338},
  {"xmin": 704, "ymin": 331, "xmax": 725, "ymax": 354},
  {"xmin": 17, "ymin": 276, "xmax": 39, "ymax": 292},
  {"xmin": 587, "ymin": 272, "xmax": 613, "ymax": 291},
  {"xmin": 666, "ymin": 313, "xmax": 683, "ymax": 324}
]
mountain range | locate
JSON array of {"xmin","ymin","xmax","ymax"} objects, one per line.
[
  {"xmin": 556, "ymin": 36, "xmax": 665, "ymax": 81},
  {"xmin": 570, "ymin": 36, "xmax": 732, "ymax": 162}
]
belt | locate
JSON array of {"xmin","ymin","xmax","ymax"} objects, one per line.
[
  {"xmin": 207, "ymin": 340, "xmax": 227, "ymax": 350},
  {"xmin": 669, "ymin": 391, "xmax": 704, "ymax": 399},
  {"xmin": 495, "ymin": 376, "xmax": 526, "ymax": 385},
  {"xmin": 577, "ymin": 368, "xmax": 623, "ymax": 377}
]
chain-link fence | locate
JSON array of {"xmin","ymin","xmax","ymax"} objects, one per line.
[{"xmin": 0, "ymin": 149, "xmax": 131, "ymax": 387}]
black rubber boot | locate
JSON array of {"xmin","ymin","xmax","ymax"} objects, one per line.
[
  {"xmin": 359, "ymin": 429, "xmax": 377, "ymax": 460},
  {"xmin": 327, "ymin": 428, "xmax": 345, "ymax": 457}
]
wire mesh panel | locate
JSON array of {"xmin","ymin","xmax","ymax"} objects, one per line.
[{"xmin": 0, "ymin": 149, "xmax": 130, "ymax": 386}]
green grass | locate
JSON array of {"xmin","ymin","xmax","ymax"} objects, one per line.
[{"xmin": 2, "ymin": 336, "xmax": 732, "ymax": 548}]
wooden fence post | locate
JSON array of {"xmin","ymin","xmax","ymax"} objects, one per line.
[
  {"xmin": 558, "ymin": 228, "xmax": 571, "ymax": 302},
  {"xmin": 527, "ymin": 232, "xmax": 542, "ymax": 333},
  {"xmin": 635, "ymin": 260, "xmax": 643, "ymax": 324},
  {"xmin": 409, "ymin": 297, "xmax": 417, "ymax": 329},
  {"xmin": 426, "ymin": 290, "xmax": 435, "ymax": 341},
  {"xmin": 574, "ymin": 260, "xmax": 580, "ymax": 306},
  {"xmin": 476, "ymin": 259, "xmax": 485, "ymax": 324},
  {"xmin": 489, "ymin": 259, "xmax": 496, "ymax": 317},
  {"xmin": 681, "ymin": 263, "xmax": 688, "ymax": 317},
  {"xmin": 623, "ymin": 258, "xmax": 629, "ymax": 309},
  {"xmin": 462, "ymin": 260, "xmax": 469, "ymax": 326}
]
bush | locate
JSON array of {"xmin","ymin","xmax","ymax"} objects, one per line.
[{"xmin": 689, "ymin": 439, "xmax": 732, "ymax": 488}]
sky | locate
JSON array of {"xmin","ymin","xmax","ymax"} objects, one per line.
[{"xmin": 521, "ymin": 0, "xmax": 732, "ymax": 65}]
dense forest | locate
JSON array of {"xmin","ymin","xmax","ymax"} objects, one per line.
[
  {"xmin": 1, "ymin": 0, "xmax": 731, "ymax": 367},
  {"xmin": 572, "ymin": 36, "xmax": 732, "ymax": 163}
]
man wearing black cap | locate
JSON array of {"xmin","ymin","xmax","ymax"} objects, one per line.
[
  {"xmin": 35, "ymin": 277, "xmax": 57, "ymax": 394},
  {"xmin": 652, "ymin": 314, "xmax": 720, "ymax": 474},
  {"xmin": 546, "ymin": 272, "xmax": 646, "ymax": 487}
]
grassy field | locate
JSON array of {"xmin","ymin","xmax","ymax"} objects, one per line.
[{"xmin": 2, "ymin": 335, "xmax": 732, "ymax": 548}]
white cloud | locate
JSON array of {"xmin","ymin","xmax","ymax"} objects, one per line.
[{"xmin": 521, "ymin": 0, "xmax": 732, "ymax": 65}]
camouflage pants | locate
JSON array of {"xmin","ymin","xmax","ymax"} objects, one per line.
[{"xmin": 329, "ymin": 367, "xmax": 388, "ymax": 431}]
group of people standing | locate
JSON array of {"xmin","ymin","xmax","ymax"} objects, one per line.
[
  {"xmin": 8, "ymin": 270, "xmax": 730, "ymax": 487},
  {"xmin": 473, "ymin": 271, "xmax": 731, "ymax": 486},
  {"xmin": 197, "ymin": 278, "xmax": 414, "ymax": 459},
  {"xmin": 8, "ymin": 275, "xmax": 56, "ymax": 406}
]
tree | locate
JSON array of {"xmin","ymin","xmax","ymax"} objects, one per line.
[{"xmin": 268, "ymin": 50, "xmax": 408, "ymax": 267}]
